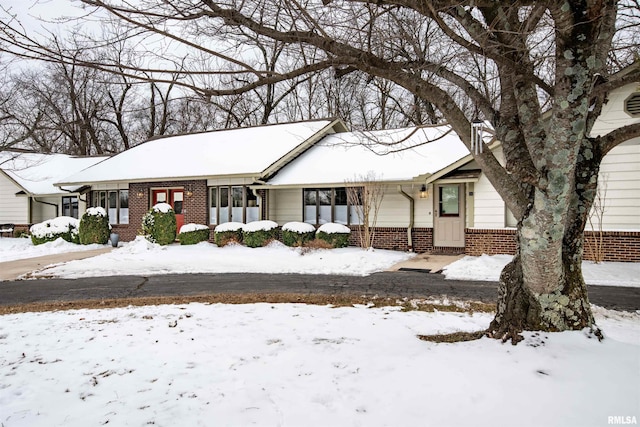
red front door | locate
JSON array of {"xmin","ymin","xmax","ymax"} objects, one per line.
[{"xmin": 152, "ymin": 189, "xmax": 185, "ymax": 234}]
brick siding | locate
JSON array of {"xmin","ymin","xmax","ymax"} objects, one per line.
[{"xmin": 101, "ymin": 180, "xmax": 209, "ymax": 242}]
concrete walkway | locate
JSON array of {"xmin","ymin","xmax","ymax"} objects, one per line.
[
  {"xmin": 0, "ymin": 248, "xmax": 114, "ymax": 281},
  {"xmin": 387, "ymin": 253, "xmax": 465, "ymax": 273}
]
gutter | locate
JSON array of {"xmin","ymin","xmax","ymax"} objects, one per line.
[
  {"xmin": 397, "ymin": 185, "xmax": 414, "ymax": 252},
  {"xmin": 33, "ymin": 197, "xmax": 59, "ymax": 217}
]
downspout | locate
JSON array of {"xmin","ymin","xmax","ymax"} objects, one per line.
[
  {"xmin": 397, "ymin": 185, "xmax": 414, "ymax": 252},
  {"xmin": 251, "ymin": 188, "xmax": 264, "ymax": 220}
]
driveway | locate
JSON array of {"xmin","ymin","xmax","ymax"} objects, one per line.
[{"xmin": 1, "ymin": 272, "xmax": 638, "ymax": 312}]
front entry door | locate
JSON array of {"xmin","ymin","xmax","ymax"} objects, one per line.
[
  {"xmin": 152, "ymin": 189, "xmax": 185, "ymax": 234},
  {"xmin": 433, "ymin": 184, "xmax": 465, "ymax": 248}
]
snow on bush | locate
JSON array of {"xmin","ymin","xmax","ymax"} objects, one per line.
[
  {"xmin": 242, "ymin": 221, "xmax": 279, "ymax": 248},
  {"xmin": 214, "ymin": 222, "xmax": 244, "ymax": 246},
  {"xmin": 317, "ymin": 223, "xmax": 351, "ymax": 234},
  {"xmin": 152, "ymin": 202, "xmax": 173, "ymax": 214},
  {"xmin": 85, "ymin": 207, "xmax": 107, "ymax": 217},
  {"xmin": 30, "ymin": 216, "xmax": 80, "ymax": 245},
  {"xmin": 178, "ymin": 224, "xmax": 211, "ymax": 246},
  {"xmin": 242, "ymin": 220, "xmax": 279, "ymax": 232},
  {"xmin": 316, "ymin": 223, "xmax": 351, "ymax": 248},
  {"xmin": 214, "ymin": 222, "xmax": 244, "ymax": 232},
  {"xmin": 282, "ymin": 221, "xmax": 315, "ymax": 233},
  {"xmin": 282, "ymin": 221, "xmax": 316, "ymax": 247},
  {"xmin": 142, "ymin": 204, "xmax": 176, "ymax": 245},
  {"xmin": 179, "ymin": 223, "xmax": 210, "ymax": 234}
]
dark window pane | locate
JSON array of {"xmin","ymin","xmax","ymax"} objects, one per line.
[{"xmin": 220, "ymin": 187, "xmax": 229, "ymax": 208}]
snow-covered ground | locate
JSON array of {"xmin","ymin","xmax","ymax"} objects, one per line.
[
  {"xmin": 1, "ymin": 238, "xmax": 639, "ymax": 426},
  {"xmin": 1, "ymin": 237, "xmax": 638, "ymax": 287},
  {"xmin": 0, "ymin": 303, "xmax": 638, "ymax": 427},
  {"xmin": 443, "ymin": 254, "xmax": 640, "ymax": 287},
  {"xmin": 0, "ymin": 237, "xmax": 106, "ymax": 263}
]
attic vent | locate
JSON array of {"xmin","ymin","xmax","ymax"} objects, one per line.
[{"xmin": 625, "ymin": 92, "xmax": 640, "ymax": 117}]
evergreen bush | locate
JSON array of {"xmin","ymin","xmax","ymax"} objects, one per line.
[
  {"xmin": 142, "ymin": 203, "xmax": 177, "ymax": 245},
  {"xmin": 242, "ymin": 220, "xmax": 279, "ymax": 248},
  {"xmin": 281, "ymin": 221, "xmax": 316, "ymax": 247},
  {"xmin": 214, "ymin": 222, "xmax": 244, "ymax": 246},
  {"xmin": 316, "ymin": 223, "xmax": 351, "ymax": 248},
  {"xmin": 178, "ymin": 224, "xmax": 211, "ymax": 245},
  {"xmin": 79, "ymin": 207, "xmax": 110, "ymax": 245},
  {"xmin": 30, "ymin": 216, "xmax": 80, "ymax": 245}
]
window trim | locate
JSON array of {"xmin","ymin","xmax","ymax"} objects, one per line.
[
  {"xmin": 303, "ymin": 187, "xmax": 362, "ymax": 226},
  {"xmin": 209, "ymin": 185, "xmax": 259, "ymax": 224},
  {"xmin": 92, "ymin": 189, "xmax": 129, "ymax": 225},
  {"xmin": 61, "ymin": 196, "xmax": 79, "ymax": 219}
]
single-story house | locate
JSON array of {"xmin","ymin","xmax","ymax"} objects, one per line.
[
  {"xmin": 0, "ymin": 150, "xmax": 109, "ymax": 235},
  {"xmin": 53, "ymin": 84, "xmax": 639, "ymax": 262}
]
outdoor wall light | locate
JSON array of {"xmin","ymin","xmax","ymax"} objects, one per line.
[
  {"xmin": 420, "ymin": 184, "xmax": 428, "ymax": 199},
  {"xmin": 186, "ymin": 190, "xmax": 193, "ymax": 198},
  {"xmin": 136, "ymin": 191, "xmax": 144, "ymax": 199}
]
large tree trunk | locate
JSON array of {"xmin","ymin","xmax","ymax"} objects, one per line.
[{"xmin": 488, "ymin": 140, "xmax": 604, "ymax": 343}]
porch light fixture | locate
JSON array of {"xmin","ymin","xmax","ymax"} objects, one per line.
[
  {"xmin": 186, "ymin": 190, "xmax": 193, "ymax": 198},
  {"xmin": 136, "ymin": 191, "xmax": 144, "ymax": 199},
  {"xmin": 420, "ymin": 184, "xmax": 428, "ymax": 199},
  {"xmin": 471, "ymin": 118, "xmax": 484, "ymax": 155}
]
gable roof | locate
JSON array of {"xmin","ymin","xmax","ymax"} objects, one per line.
[
  {"xmin": 263, "ymin": 125, "xmax": 472, "ymax": 186},
  {"xmin": 0, "ymin": 151, "xmax": 108, "ymax": 196},
  {"xmin": 58, "ymin": 119, "xmax": 346, "ymax": 186}
]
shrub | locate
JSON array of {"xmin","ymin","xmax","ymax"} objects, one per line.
[
  {"xmin": 281, "ymin": 221, "xmax": 315, "ymax": 247},
  {"xmin": 242, "ymin": 220, "xmax": 279, "ymax": 248},
  {"xmin": 30, "ymin": 216, "xmax": 80, "ymax": 245},
  {"xmin": 142, "ymin": 203, "xmax": 177, "ymax": 245},
  {"xmin": 79, "ymin": 207, "xmax": 110, "ymax": 245},
  {"xmin": 316, "ymin": 223, "xmax": 351, "ymax": 248},
  {"xmin": 214, "ymin": 222, "xmax": 244, "ymax": 246},
  {"xmin": 178, "ymin": 223, "xmax": 211, "ymax": 245}
]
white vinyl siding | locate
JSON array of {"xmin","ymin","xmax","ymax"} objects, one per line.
[
  {"xmin": 0, "ymin": 172, "xmax": 28, "ymax": 223},
  {"xmin": 31, "ymin": 197, "xmax": 59, "ymax": 224},
  {"xmin": 594, "ymin": 139, "xmax": 640, "ymax": 230},
  {"xmin": 269, "ymin": 188, "xmax": 304, "ymax": 224}
]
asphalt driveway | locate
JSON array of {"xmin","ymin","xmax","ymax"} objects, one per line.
[{"xmin": 1, "ymin": 271, "xmax": 638, "ymax": 311}]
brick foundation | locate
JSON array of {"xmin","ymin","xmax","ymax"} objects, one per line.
[{"xmin": 464, "ymin": 228, "xmax": 640, "ymax": 262}]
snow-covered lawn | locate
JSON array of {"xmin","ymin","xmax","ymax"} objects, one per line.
[
  {"xmin": 443, "ymin": 254, "xmax": 640, "ymax": 287},
  {"xmin": 0, "ymin": 237, "xmax": 107, "ymax": 263},
  {"xmin": 0, "ymin": 303, "xmax": 638, "ymax": 427},
  {"xmin": 21, "ymin": 236, "xmax": 415, "ymax": 278},
  {"xmin": 2, "ymin": 237, "xmax": 638, "ymax": 287}
]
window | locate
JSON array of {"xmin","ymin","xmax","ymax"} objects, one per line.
[
  {"xmin": 439, "ymin": 185, "xmax": 460, "ymax": 217},
  {"xmin": 303, "ymin": 187, "xmax": 362, "ymax": 225},
  {"xmin": 209, "ymin": 186, "xmax": 260, "ymax": 224},
  {"xmin": 625, "ymin": 92, "xmax": 640, "ymax": 117},
  {"xmin": 62, "ymin": 196, "xmax": 79, "ymax": 218},
  {"xmin": 93, "ymin": 190, "xmax": 129, "ymax": 224}
]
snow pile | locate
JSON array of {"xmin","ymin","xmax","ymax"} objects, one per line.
[
  {"xmin": 443, "ymin": 254, "xmax": 640, "ymax": 288},
  {"xmin": 0, "ymin": 237, "xmax": 107, "ymax": 263},
  {"xmin": 117, "ymin": 235, "xmax": 164, "ymax": 254},
  {"xmin": 0, "ymin": 303, "xmax": 637, "ymax": 427},
  {"xmin": 214, "ymin": 222, "xmax": 244, "ymax": 232},
  {"xmin": 28, "ymin": 241, "xmax": 414, "ymax": 278},
  {"xmin": 282, "ymin": 221, "xmax": 316, "ymax": 233},
  {"xmin": 152, "ymin": 202, "xmax": 173, "ymax": 213},
  {"xmin": 85, "ymin": 207, "xmax": 107, "ymax": 217},
  {"xmin": 179, "ymin": 223, "xmax": 210, "ymax": 234},
  {"xmin": 243, "ymin": 220, "xmax": 279, "ymax": 232},
  {"xmin": 317, "ymin": 223, "xmax": 351, "ymax": 234},
  {"xmin": 29, "ymin": 216, "xmax": 79, "ymax": 240}
]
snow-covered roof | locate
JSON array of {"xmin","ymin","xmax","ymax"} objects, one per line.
[
  {"xmin": 58, "ymin": 119, "xmax": 340, "ymax": 185},
  {"xmin": 0, "ymin": 151, "xmax": 108, "ymax": 195},
  {"xmin": 265, "ymin": 125, "xmax": 471, "ymax": 186}
]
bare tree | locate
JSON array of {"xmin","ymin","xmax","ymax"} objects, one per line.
[
  {"xmin": 2, "ymin": 1, "xmax": 640, "ymax": 341},
  {"xmin": 586, "ymin": 173, "xmax": 609, "ymax": 264},
  {"xmin": 346, "ymin": 172, "xmax": 385, "ymax": 249}
]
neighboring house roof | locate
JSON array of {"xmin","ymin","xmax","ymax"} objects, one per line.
[
  {"xmin": 264, "ymin": 125, "xmax": 473, "ymax": 186},
  {"xmin": 58, "ymin": 119, "xmax": 346, "ymax": 186},
  {"xmin": 0, "ymin": 151, "xmax": 109, "ymax": 196}
]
